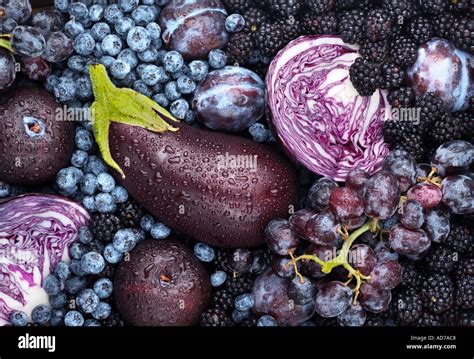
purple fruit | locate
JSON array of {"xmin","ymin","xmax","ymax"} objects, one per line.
[
  {"xmin": 159, "ymin": 0, "xmax": 229, "ymax": 61},
  {"xmin": 0, "ymin": 48, "xmax": 16, "ymax": 91},
  {"xmin": 114, "ymin": 239, "xmax": 211, "ymax": 326},
  {"xmin": 193, "ymin": 66, "xmax": 265, "ymax": 132},
  {"xmin": 389, "ymin": 224, "xmax": 431, "ymax": 256},
  {"xmin": 20, "ymin": 56, "xmax": 51, "ymax": 82},
  {"xmin": 441, "ymin": 175, "xmax": 474, "ymax": 214}
]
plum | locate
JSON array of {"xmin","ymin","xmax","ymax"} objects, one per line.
[
  {"xmin": 193, "ymin": 66, "xmax": 265, "ymax": 132},
  {"xmin": 0, "ymin": 85, "xmax": 75, "ymax": 186},
  {"xmin": 114, "ymin": 239, "xmax": 210, "ymax": 326},
  {"xmin": 408, "ymin": 39, "xmax": 473, "ymax": 112},
  {"xmin": 159, "ymin": 0, "xmax": 229, "ymax": 61}
]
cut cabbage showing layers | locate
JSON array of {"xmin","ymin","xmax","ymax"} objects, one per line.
[
  {"xmin": 0, "ymin": 194, "xmax": 89, "ymax": 325},
  {"xmin": 266, "ymin": 35, "xmax": 391, "ymax": 182}
]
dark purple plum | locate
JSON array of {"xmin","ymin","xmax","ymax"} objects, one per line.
[
  {"xmin": 114, "ymin": 239, "xmax": 211, "ymax": 326},
  {"xmin": 193, "ymin": 67, "xmax": 265, "ymax": 132}
]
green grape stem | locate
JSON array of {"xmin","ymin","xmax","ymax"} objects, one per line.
[{"xmin": 0, "ymin": 34, "xmax": 13, "ymax": 52}]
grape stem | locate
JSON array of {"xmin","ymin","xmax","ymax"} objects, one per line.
[
  {"xmin": 289, "ymin": 218, "xmax": 379, "ymax": 303},
  {"xmin": 0, "ymin": 34, "xmax": 13, "ymax": 53},
  {"xmin": 417, "ymin": 166, "xmax": 443, "ymax": 188}
]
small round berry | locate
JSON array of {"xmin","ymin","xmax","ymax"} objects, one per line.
[
  {"xmin": 193, "ymin": 243, "xmax": 215, "ymax": 262},
  {"xmin": 150, "ymin": 223, "xmax": 171, "ymax": 239},
  {"xmin": 10, "ymin": 311, "xmax": 28, "ymax": 326},
  {"xmin": 80, "ymin": 252, "xmax": 106, "ymax": 275},
  {"xmin": 64, "ymin": 310, "xmax": 84, "ymax": 327},
  {"xmin": 211, "ymin": 271, "xmax": 227, "ymax": 287},
  {"xmin": 208, "ymin": 49, "xmax": 227, "ymax": 69},
  {"xmin": 225, "ymin": 14, "xmax": 245, "ymax": 33},
  {"xmin": 170, "ymin": 99, "xmax": 189, "ymax": 120},
  {"xmin": 163, "ymin": 51, "xmax": 184, "ymax": 73}
]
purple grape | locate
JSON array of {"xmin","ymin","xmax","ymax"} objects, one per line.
[
  {"xmin": 304, "ymin": 211, "xmax": 341, "ymax": 245},
  {"xmin": 346, "ymin": 168, "xmax": 370, "ymax": 197},
  {"xmin": 441, "ymin": 175, "xmax": 474, "ymax": 214},
  {"xmin": 363, "ymin": 171, "xmax": 401, "ymax": 220},
  {"xmin": 407, "ymin": 183, "xmax": 442, "ymax": 210},
  {"xmin": 369, "ymin": 260, "xmax": 402, "ymax": 290},
  {"xmin": 382, "ymin": 150, "xmax": 417, "ymax": 192},
  {"xmin": 307, "ymin": 177, "xmax": 338, "ymax": 211},
  {"xmin": 374, "ymin": 240, "xmax": 399, "ymax": 262},
  {"xmin": 359, "ymin": 283, "xmax": 392, "ymax": 313},
  {"xmin": 400, "ymin": 200, "xmax": 425, "ymax": 229},
  {"xmin": 389, "ymin": 224, "xmax": 431, "ymax": 256},
  {"xmin": 431, "ymin": 140, "xmax": 474, "ymax": 177},
  {"xmin": 0, "ymin": 48, "xmax": 16, "ymax": 91},
  {"xmin": 329, "ymin": 187, "xmax": 364, "ymax": 222},
  {"xmin": 20, "ymin": 56, "xmax": 51, "ymax": 81},
  {"xmin": 422, "ymin": 209, "xmax": 450, "ymax": 243},
  {"xmin": 337, "ymin": 303, "xmax": 366, "ymax": 327},
  {"xmin": 288, "ymin": 276, "xmax": 316, "ymax": 305},
  {"xmin": 345, "ymin": 214, "xmax": 367, "ymax": 230},
  {"xmin": 315, "ymin": 281, "xmax": 353, "ymax": 318},
  {"xmin": 272, "ymin": 256, "xmax": 298, "ymax": 279},
  {"xmin": 289, "ymin": 209, "xmax": 317, "ymax": 237},
  {"xmin": 11, "ymin": 25, "xmax": 46, "ymax": 58},
  {"xmin": 265, "ymin": 219, "xmax": 299, "ymax": 256},
  {"xmin": 302, "ymin": 244, "xmax": 334, "ymax": 279},
  {"xmin": 42, "ymin": 32, "xmax": 74, "ymax": 63},
  {"xmin": 349, "ymin": 244, "xmax": 377, "ymax": 276},
  {"xmin": 32, "ymin": 9, "xmax": 65, "ymax": 36}
]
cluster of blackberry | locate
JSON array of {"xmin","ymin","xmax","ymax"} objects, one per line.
[{"xmin": 222, "ymin": 0, "xmax": 473, "ymax": 162}]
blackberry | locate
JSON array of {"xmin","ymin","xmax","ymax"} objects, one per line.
[
  {"xmin": 458, "ymin": 310, "xmax": 474, "ymax": 326},
  {"xmin": 313, "ymin": 315, "xmax": 339, "ymax": 327},
  {"xmin": 242, "ymin": 7, "xmax": 269, "ymax": 34},
  {"xmin": 407, "ymin": 16, "xmax": 433, "ymax": 44},
  {"xmin": 387, "ymin": 87, "xmax": 414, "ymax": 108},
  {"xmin": 420, "ymin": 273, "xmax": 454, "ymax": 314},
  {"xmin": 364, "ymin": 313, "xmax": 389, "ymax": 327},
  {"xmin": 394, "ymin": 288, "xmax": 423, "ymax": 325},
  {"xmin": 305, "ymin": 0, "xmax": 335, "ymax": 15},
  {"xmin": 456, "ymin": 112, "xmax": 474, "ymax": 143},
  {"xmin": 254, "ymin": 18, "xmax": 302, "ymax": 58},
  {"xmin": 222, "ymin": 0, "xmax": 251, "ymax": 13},
  {"xmin": 416, "ymin": 93, "xmax": 445, "ymax": 123},
  {"xmin": 117, "ymin": 200, "xmax": 144, "ymax": 227},
  {"xmin": 455, "ymin": 276, "xmax": 474, "ymax": 309},
  {"xmin": 382, "ymin": 0, "xmax": 416, "ymax": 20},
  {"xmin": 383, "ymin": 119, "xmax": 418, "ymax": 144},
  {"xmin": 416, "ymin": 311, "xmax": 444, "ymax": 326},
  {"xmin": 454, "ymin": 259, "xmax": 474, "ymax": 279},
  {"xmin": 102, "ymin": 311, "xmax": 125, "ymax": 327},
  {"xmin": 396, "ymin": 135, "xmax": 427, "ymax": 162},
  {"xmin": 390, "ymin": 36, "xmax": 417, "ymax": 67},
  {"xmin": 349, "ymin": 57, "xmax": 381, "ymax": 96},
  {"xmin": 422, "ymin": 246, "xmax": 456, "ymax": 274},
  {"xmin": 416, "ymin": 0, "xmax": 447, "ymax": 15},
  {"xmin": 433, "ymin": 13, "xmax": 455, "ymax": 39},
  {"xmin": 224, "ymin": 274, "xmax": 254, "ymax": 295},
  {"xmin": 430, "ymin": 113, "xmax": 462, "ymax": 146},
  {"xmin": 239, "ymin": 316, "xmax": 257, "ymax": 327},
  {"xmin": 448, "ymin": 0, "xmax": 473, "ymax": 14},
  {"xmin": 199, "ymin": 308, "xmax": 234, "ymax": 327},
  {"xmin": 450, "ymin": 16, "xmax": 473, "ymax": 54},
  {"xmin": 226, "ymin": 32, "xmax": 256, "ymax": 65},
  {"xmin": 360, "ymin": 40, "xmax": 389, "ymax": 63},
  {"xmin": 215, "ymin": 248, "xmax": 232, "ymax": 272},
  {"xmin": 365, "ymin": 9, "xmax": 393, "ymax": 42},
  {"xmin": 400, "ymin": 260, "xmax": 422, "ymax": 289},
  {"xmin": 338, "ymin": 9, "xmax": 366, "ymax": 44},
  {"xmin": 90, "ymin": 213, "xmax": 122, "ymax": 243},
  {"xmin": 442, "ymin": 307, "xmax": 461, "ymax": 326},
  {"xmin": 211, "ymin": 290, "xmax": 234, "ymax": 313},
  {"xmin": 445, "ymin": 222, "xmax": 473, "ymax": 255},
  {"xmin": 380, "ymin": 62, "xmax": 404, "ymax": 90},
  {"xmin": 265, "ymin": 0, "xmax": 303, "ymax": 18},
  {"xmin": 303, "ymin": 12, "xmax": 339, "ymax": 35},
  {"xmin": 335, "ymin": 0, "xmax": 369, "ymax": 11}
]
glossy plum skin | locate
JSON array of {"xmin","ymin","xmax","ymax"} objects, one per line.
[
  {"xmin": 159, "ymin": 0, "xmax": 229, "ymax": 61},
  {"xmin": 0, "ymin": 48, "xmax": 16, "ymax": 90},
  {"xmin": 0, "ymin": 85, "xmax": 74, "ymax": 186},
  {"xmin": 193, "ymin": 67, "xmax": 265, "ymax": 132},
  {"xmin": 109, "ymin": 122, "xmax": 298, "ymax": 248},
  {"xmin": 114, "ymin": 240, "xmax": 210, "ymax": 326}
]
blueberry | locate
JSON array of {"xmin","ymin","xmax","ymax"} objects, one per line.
[
  {"xmin": 257, "ymin": 315, "xmax": 278, "ymax": 327},
  {"xmin": 64, "ymin": 19, "xmax": 85, "ymax": 38},
  {"xmin": 117, "ymin": 48, "xmax": 138, "ymax": 68},
  {"xmin": 104, "ymin": 244, "xmax": 124, "ymax": 264},
  {"xmin": 140, "ymin": 64, "xmax": 163, "ymax": 86},
  {"xmin": 127, "ymin": 26, "xmax": 151, "ymax": 52},
  {"xmin": 77, "ymin": 226, "xmax": 93, "ymax": 245},
  {"xmin": 133, "ymin": 80, "xmax": 153, "ymax": 97},
  {"xmin": 110, "ymin": 59, "xmax": 130, "ymax": 80},
  {"xmin": 152, "ymin": 83, "xmax": 163, "ymax": 94},
  {"xmin": 74, "ymin": 32, "xmax": 96, "ymax": 56},
  {"xmin": 54, "ymin": 261, "xmax": 71, "ymax": 281},
  {"xmin": 89, "ymin": 4, "xmax": 104, "ymax": 22},
  {"xmin": 150, "ymin": 223, "xmax": 171, "ymax": 239},
  {"xmin": 225, "ymin": 14, "xmax": 245, "ymax": 33},
  {"xmin": 56, "ymin": 167, "xmax": 82, "ymax": 191},
  {"xmin": 70, "ymin": 259, "xmax": 86, "ymax": 276},
  {"xmin": 92, "ymin": 302, "xmax": 111, "ymax": 320},
  {"xmin": 81, "ymin": 252, "xmax": 106, "ymax": 275},
  {"xmin": 154, "ymin": 66, "xmax": 169, "ymax": 83},
  {"xmin": 82, "ymin": 196, "xmax": 96, "ymax": 212},
  {"xmin": 43, "ymin": 274, "xmax": 61, "ymax": 296},
  {"xmin": 140, "ymin": 214, "xmax": 155, "ymax": 232},
  {"xmin": 64, "ymin": 310, "xmax": 84, "ymax": 327},
  {"xmin": 54, "ymin": 76, "xmax": 78, "ymax": 103},
  {"xmin": 176, "ymin": 75, "xmax": 196, "ymax": 94},
  {"xmin": 81, "ymin": 173, "xmax": 98, "ymax": 195},
  {"xmin": 84, "ymin": 319, "xmax": 101, "ymax": 327},
  {"xmin": 146, "ymin": 22, "xmax": 161, "ymax": 40},
  {"xmin": 50, "ymin": 309, "xmax": 65, "ymax": 326},
  {"xmin": 188, "ymin": 60, "xmax": 209, "ymax": 82},
  {"xmin": 249, "ymin": 123, "xmax": 268, "ymax": 143},
  {"xmin": 95, "ymin": 192, "xmax": 116, "ymax": 213},
  {"xmin": 137, "ymin": 46, "xmax": 160, "ymax": 63},
  {"xmin": 10, "ymin": 311, "xmax": 28, "ymax": 326},
  {"xmin": 68, "ymin": 2, "xmax": 88, "ymax": 22},
  {"xmin": 113, "ymin": 228, "xmax": 140, "ymax": 253},
  {"xmin": 104, "ymin": 4, "xmax": 124, "ymax": 24},
  {"xmin": 184, "ymin": 110, "xmax": 195, "ymax": 124},
  {"xmin": 71, "ymin": 150, "xmax": 89, "ymax": 168},
  {"xmin": 96, "ymin": 173, "xmax": 116, "ymax": 193},
  {"xmin": 54, "ymin": 0, "xmax": 69, "ymax": 13},
  {"xmin": 211, "ymin": 271, "xmax": 227, "ymax": 287},
  {"xmin": 170, "ymin": 99, "xmax": 189, "ymax": 120},
  {"xmin": 101, "ymin": 34, "xmax": 122, "ymax": 57},
  {"xmin": 234, "ymin": 293, "xmax": 254, "ymax": 311},
  {"xmin": 88, "ymin": 240, "xmax": 105, "ymax": 255},
  {"xmin": 152, "ymin": 93, "xmax": 169, "ymax": 107},
  {"xmin": 77, "ymin": 76, "xmax": 93, "ymax": 101},
  {"xmin": 49, "ymin": 292, "xmax": 67, "ymax": 309},
  {"xmin": 65, "ymin": 276, "xmax": 87, "ymax": 295},
  {"xmin": 132, "ymin": 5, "xmax": 155, "ymax": 26},
  {"xmin": 164, "ymin": 81, "xmax": 181, "ymax": 101},
  {"xmin": 163, "ymin": 51, "xmax": 184, "ymax": 73},
  {"xmin": 93, "ymin": 278, "xmax": 113, "ymax": 299},
  {"xmin": 90, "ymin": 22, "xmax": 111, "ymax": 42},
  {"xmin": 74, "ymin": 129, "xmax": 93, "ymax": 152},
  {"xmin": 0, "ymin": 181, "xmax": 11, "ymax": 198},
  {"xmin": 208, "ymin": 49, "xmax": 228, "ymax": 69},
  {"xmin": 115, "ymin": 17, "xmax": 135, "ymax": 36},
  {"xmin": 193, "ymin": 243, "xmax": 215, "ymax": 262},
  {"xmin": 85, "ymin": 156, "xmax": 107, "ymax": 176},
  {"xmin": 118, "ymin": 0, "xmax": 139, "ymax": 13},
  {"xmin": 111, "ymin": 186, "xmax": 129, "ymax": 203},
  {"xmin": 77, "ymin": 289, "xmax": 100, "ymax": 313},
  {"xmin": 99, "ymin": 55, "xmax": 116, "ymax": 69},
  {"xmin": 31, "ymin": 305, "xmax": 51, "ymax": 325},
  {"xmin": 93, "ymin": 43, "xmax": 104, "ymax": 58}
]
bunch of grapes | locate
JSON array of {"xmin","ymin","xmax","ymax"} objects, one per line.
[
  {"xmin": 0, "ymin": 0, "xmax": 73, "ymax": 91},
  {"xmin": 262, "ymin": 140, "xmax": 473, "ymax": 326}
]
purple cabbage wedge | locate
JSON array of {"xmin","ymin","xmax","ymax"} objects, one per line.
[
  {"xmin": 266, "ymin": 35, "xmax": 391, "ymax": 182},
  {"xmin": 0, "ymin": 194, "xmax": 89, "ymax": 326}
]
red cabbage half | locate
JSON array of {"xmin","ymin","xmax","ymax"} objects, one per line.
[
  {"xmin": 0, "ymin": 194, "xmax": 89, "ymax": 325},
  {"xmin": 266, "ymin": 35, "xmax": 391, "ymax": 182}
]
